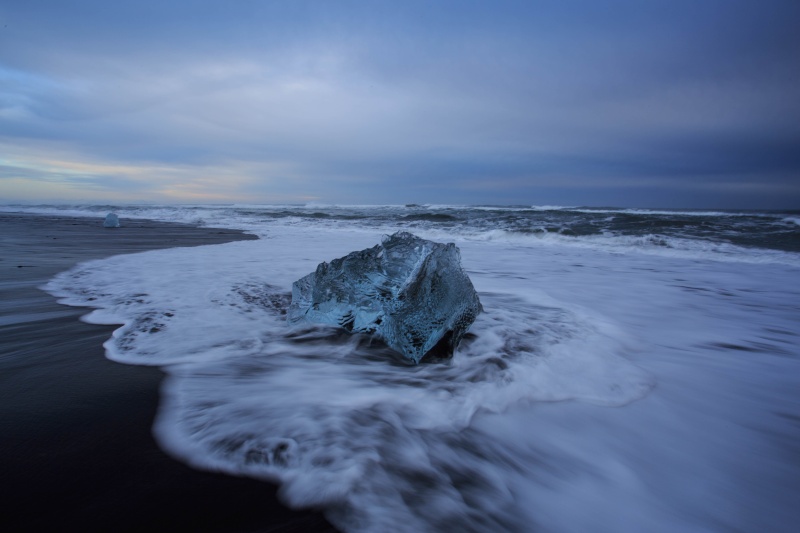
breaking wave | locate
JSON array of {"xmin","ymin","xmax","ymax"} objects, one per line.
[{"xmin": 46, "ymin": 234, "xmax": 653, "ymax": 532}]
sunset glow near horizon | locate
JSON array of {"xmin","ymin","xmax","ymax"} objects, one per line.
[{"xmin": 1, "ymin": 1, "xmax": 799, "ymax": 209}]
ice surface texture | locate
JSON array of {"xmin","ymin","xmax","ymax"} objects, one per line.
[
  {"xmin": 288, "ymin": 231, "xmax": 482, "ymax": 364},
  {"xmin": 103, "ymin": 212, "xmax": 120, "ymax": 228}
]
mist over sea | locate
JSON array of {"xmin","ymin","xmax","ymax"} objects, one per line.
[{"xmin": 4, "ymin": 204, "xmax": 799, "ymax": 532}]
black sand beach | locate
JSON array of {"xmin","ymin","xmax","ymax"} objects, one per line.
[{"xmin": 0, "ymin": 213, "xmax": 337, "ymax": 532}]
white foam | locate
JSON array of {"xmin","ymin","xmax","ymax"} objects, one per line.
[
  {"xmin": 529, "ymin": 204, "xmax": 577, "ymax": 211},
  {"xmin": 401, "ymin": 227, "xmax": 800, "ymax": 267},
  {"xmin": 568, "ymin": 207, "xmax": 776, "ymax": 218},
  {"xmin": 44, "ymin": 223, "xmax": 800, "ymax": 532}
]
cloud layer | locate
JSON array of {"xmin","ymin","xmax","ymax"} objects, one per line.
[{"xmin": 2, "ymin": 0, "xmax": 799, "ymax": 207}]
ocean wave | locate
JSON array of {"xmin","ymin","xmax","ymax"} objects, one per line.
[
  {"xmin": 3, "ymin": 202, "xmax": 799, "ymax": 261},
  {"xmin": 395, "ymin": 227, "xmax": 800, "ymax": 266},
  {"xmin": 568, "ymin": 207, "xmax": 781, "ymax": 218},
  {"xmin": 45, "ymin": 233, "xmax": 654, "ymax": 531},
  {"xmin": 39, "ymin": 216, "xmax": 800, "ymax": 532},
  {"xmin": 528, "ymin": 205, "xmax": 577, "ymax": 211}
]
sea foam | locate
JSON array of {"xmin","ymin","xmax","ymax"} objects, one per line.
[{"xmin": 38, "ymin": 207, "xmax": 800, "ymax": 532}]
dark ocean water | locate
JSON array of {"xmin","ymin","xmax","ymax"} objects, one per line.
[{"xmin": 4, "ymin": 203, "xmax": 800, "ymax": 254}]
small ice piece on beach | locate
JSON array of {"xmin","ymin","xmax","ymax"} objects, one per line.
[
  {"xmin": 103, "ymin": 213, "xmax": 120, "ymax": 228},
  {"xmin": 288, "ymin": 231, "xmax": 482, "ymax": 364}
]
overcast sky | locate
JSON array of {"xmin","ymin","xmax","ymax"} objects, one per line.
[{"xmin": 1, "ymin": 0, "xmax": 798, "ymax": 208}]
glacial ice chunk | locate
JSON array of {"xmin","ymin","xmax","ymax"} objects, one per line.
[
  {"xmin": 103, "ymin": 213, "xmax": 120, "ymax": 228},
  {"xmin": 288, "ymin": 232, "xmax": 482, "ymax": 364}
]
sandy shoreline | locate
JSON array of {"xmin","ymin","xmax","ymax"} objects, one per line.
[{"xmin": 0, "ymin": 213, "xmax": 336, "ymax": 532}]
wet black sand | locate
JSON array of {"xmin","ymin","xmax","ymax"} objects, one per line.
[{"xmin": 0, "ymin": 213, "xmax": 337, "ymax": 532}]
